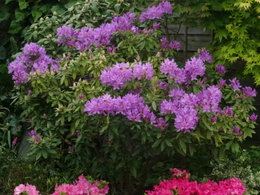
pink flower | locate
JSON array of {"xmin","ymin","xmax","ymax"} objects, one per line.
[
  {"xmin": 12, "ymin": 137, "xmax": 18, "ymax": 146},
  {"xmin": 146, "ymin": 169, "xmax": 246, "ymax": 195},
  {"xmin": 14, "ymin": 184, "xmax": 39, "ymax": 195},
  {"xmin": 52, "ymin": 175, "xmax": 109, "ymax": 195}
]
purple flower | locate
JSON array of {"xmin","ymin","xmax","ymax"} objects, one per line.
[
  {"xmin": 100, "ymin": 62, "xmax": 154, "ymax": 89},
  {"xmin": 211, "ymin": 115, "xmax": 217, "ymax": 123},
  {"xmin": 61, "ymin": 12, "xmax": 136, "ymax": 50},
  {"xmin": 160, "ymin": 37, "xmax": 181, "ymax": 51},
  {"xmin": 142, "ymin": 28, "xmax": 153, "ymax": 35},
  {"xmin": 28, "ymin": 130, "xmax": 37, "ymax": 137},
  {"xmin": 100, "ymin": 62, "xmax": 133, "ymax": 89},
  {"xmin": 85, "ymin": 93, "xmax": 158, "ymax": 126},
  {"xmin": 233, "ymin": 126, "xmax": 242, "ymax": 136},
  {"xmin": 242, "ymin": 87, "xmax": 256, "ymax": 97},
  {"xmin": 198, "ymin": 48, "xmax": 212, "ymax": 63},
  {"xmin": 153, "ymin": 23, "xmax": 160, "ymax": 29},
  {"xmin": 28, "ymin": 130, "xmax": 42, "ymax": 143},
  {"xmin": 184, "ymin": 57, "xmax": 205, "ymax": 82},
  {"xmin": 28, "ymin": 90, "xmax": 33, "ymax": 95},
  {"xmin": 161, "ymin": 58, "xmax": 186, "ymax": 84},
  {"xmin": 75, "ymin": 26, "xmax": 94, "ymax": 50},
  {"xmin": 217, "ymin": 79, "xmax": 226, "ymax": 88},
  {"xmin": 160, "ymin": 37, "xmax": 168, "ymax": 49},
  {"xmin": 168, "ymin": 41, "xmax": 181, "ymax": 51},
  {"xmin": 75, "ymin": 132, "xmax": 81, "ymax": 137},
  {"xmin": 169, "ymin": 88, "xmax": 185, "ymax": 100},
  {"xmin": 197, "ymin": 85, "xmax": 222, "ymax": 113},
  {"xmin": 153, "ymin": 117, "xmax": 168, "ymax": 130},
  {"xmin": 218, "ymin": 107, "xmax": 234, "ymax": 116},
  {"xmin": 174, "ymin": 107, "xmax": 199, "ymax": 132},
  {"xmin": 112, "ymin": 12, "xmax": 136, "ymax": 32},
  {"xmin": 79, "ymin": 94, "xmax": 84, "ymax": 100},
  {"xmin": 34, "ymin": 135, "xmax": 42, "ymax": 143},
  {"xmin": 160, "ymin": 100, "xmax": 175, "ymax": 114},
  {"xmin": 131, "ymin": 26, "xmax": 140, "ymax": 34},
  {"xmin": 132, "ymin": 62, "xmax": 154, "ymax": 80},
  {"xmin": 249, "ymin": 113, "xmax": 258, "ymax": 121},
  {"xmin": 8, "ymin": 43, "xmax": 58, "ymax": 85},
  {"xmin": 157, "ymin": 81, "xmax": 169, "ymax": 89},
  {"xmin": 180, "ymin": 94, "xmax": 200, "ymax": 108},
  {"xmin": 139, "ymin": 1, "xmax": 172, "ymax": 22},
  {"xmin": 57, "ymin": 25, "xmax": 78, "ymax": 46},
  {"xmin": 215, "ymin": 64, "xmax": 226, "ymax": 76},
  {"xmin": 229, "ymin": 78, "xmax": 242, "ymax": 91},
  {"xmin": 84, "ymin": 94, "xmax": 120, "ymax": 115},
  {"xmin": 107, "ymin": 45, "xmax": 116, "ymax": 53}
]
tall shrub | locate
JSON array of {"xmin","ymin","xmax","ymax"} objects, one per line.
[{"xmin": 8, "ymin": 1, "xmax": 257, "ymax": 194}]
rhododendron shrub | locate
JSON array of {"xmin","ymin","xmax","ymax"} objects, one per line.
[
  {"xmin": 146, "ymin": 168, "xmax": 247, "ymax": 195},
  {"xmin": 13, "ymin": 175, "xmax": 108, "ymax": 195},
  {"xmin": 9, "ymin": 1, "xmax": 257, "ymax": 194}
]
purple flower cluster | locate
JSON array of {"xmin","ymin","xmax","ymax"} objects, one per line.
[
  {"xmin": 139, "ymin": 1, "xmax": 172, "ymax": 22},
  {"xmin": 217, "ymin": 79, "xmax": 227, "ymax": 88},
  {"xmin": 157, "ymin": 81, "xmax": 169, "ymax": 89},
  {"xmin": 8, "ymin": 43, "xmax": 58, "ymax": 85},
  {"xmin": 169, "ymin": 88, "xmax": 185, "ymax": 100},
  {"xmin": 249, "ymin": 113, "xmax": 258, "ymax": 121},
  {"xmin": 153, "ymin": 23, "xmax": 160, "ymax": 29},
  {"xmin": 160, "ymin": 37, "xmax": 181, "ymax": 51},
  {"xmin": 228, "ymin": 78, "xmax": 256, "ymax": 98},
  {"xmin": 57, "ymin": 12, "xmax": 136, "ymax": 50},
  {"xmin": 174, "ymin": 107, "xmax": 199, "ymax": 132},
  {"xmin": 160, "ymin": 96, "xmax": 199, "ymax": 132},
  {"xmin": 57, "ymin": 26, "xmax": 78, "ymax": 46},
  {"xmin": 242, "ymin": 86, "xmax": 256, "ymax": 97},
  {"xmin": 229, "ymin": 77, "xmax": 242, "ymax": 91},
  {"xmin": 185, "ymin": 57, "xmax": 205, "ymax": 81},
  {"xmin": 100, "ymin": 63, "xmax": 132, "ymax": 89},
  {"xmin": 161, "ymin": 58, "xmax": 186, "ymax": 84},
  {"xmin": 215, "ymin": 64, "xmax": 226, "ymax": 76},
  {"xmin": 198, "ymin": 48, "xmax": 213, "ymax": 63},
  {"xmin": 133, "ymin": 62, "xmax": 154, "ymax": 80},
  {"xmin": 100, "ymin": 62, "xmax": 154, "ymax": 89},
  {"xmin": 28, "ymin": 130, "xmax": 42, "ymax": 143},
  {"xmin": 197, "ymin": 85, "xmax": 222, "ymax": 113},
  {"xmin": 160, "ymin": 57, "xmax": 205, "ymax": 84},
  {"xmin": 160, "ymin": 86, "xmax": 222, "ymax": 132},
  {"xmin": 233, "ymin": 126, "xmax": 243, "ymax": 136},
  {"xmin": 85, "ymin": 93, "xmax": 168, "ymax": 129},
  {"xmin": 218, "ymin": 107, "xmax": 234, "ymax": 116}
]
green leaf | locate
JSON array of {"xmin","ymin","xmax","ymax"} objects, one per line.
[
  {"xmin": 51, "ymin": 5, "xmax": 65, "ymax": 14},
  {"xmin": 152, "ymin": 101, "xmax": 157, "ymax": 110},
  {"xmin": 32, "ymin": 9, "xmax": 42, "ymax": 21},
  {"xmin": 152, "ymin": 139, "xmax": 161, "ymax": 148},
  {"xmin": 0, "ymin": 46, "xmax": 6, "ymax": 60},
  {"xmin": 18, "ymin": 0, "xmax": 29, "ymax": 10},
  {"xmin": 179, "ymin": 140, "xmax": 187, "ymax": 154},
  {"xmin": 36, "ymin": 152, "xmax": 41, "ymax": 161},
  {"xmin": 15, "ymin": 9, "xmax": 25, "ymax": 22},
  {"xmin": 231, "ymin": 143, "xmax": 240, "ymax": 153},
  {"xmin": 8, "ymin": 21, "xmax": 22, "ymax": 34},
  {"xmin": 5, "ymin": 0, "xmax": 13, "ymax": 4},
  {"xmin": 0, "ymin": 7, "xmax": 10, "ymax": 22},
  {"xmin": 165, "ymin": 139, "xmax": 173, "ymax": 147},
  {"xmin": 130, "ymin": 166, "xmax": 137, "ymax": 178}
]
